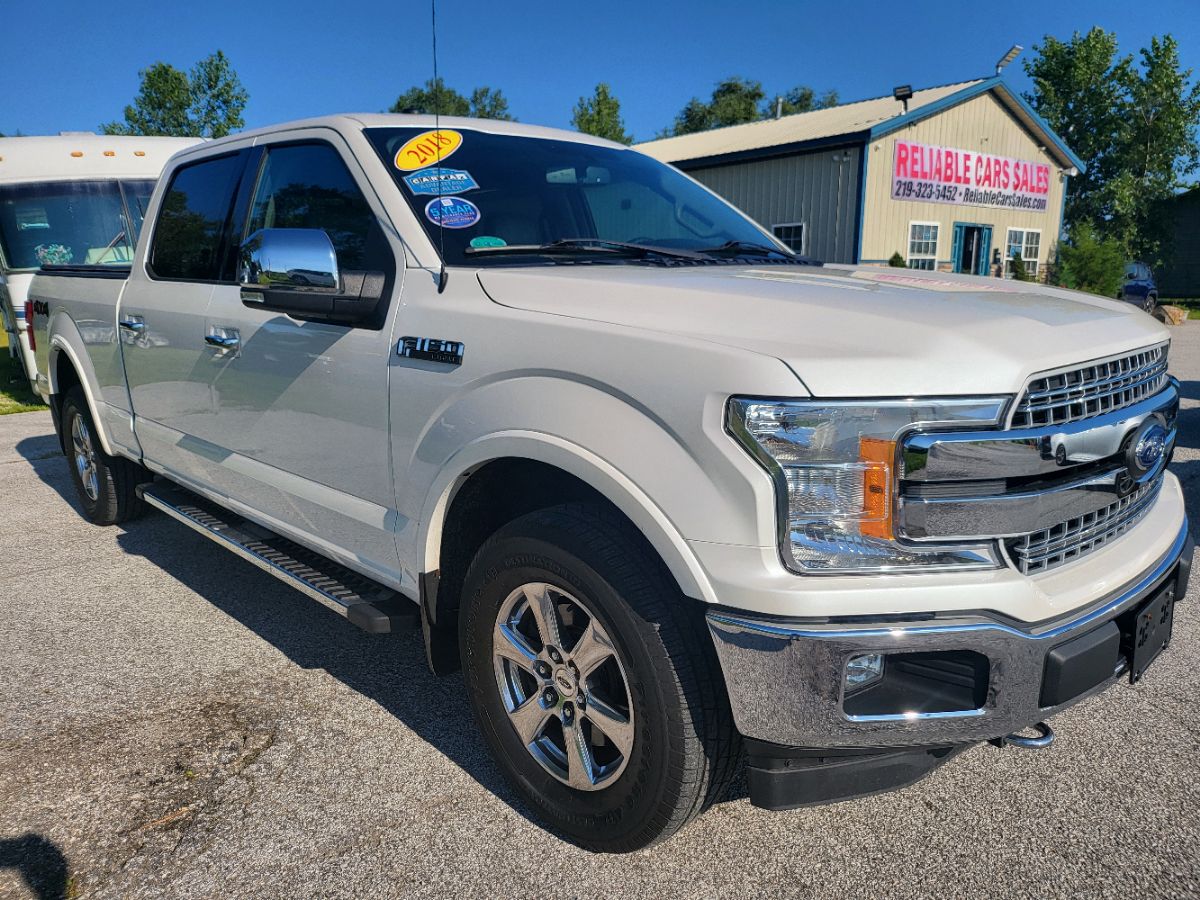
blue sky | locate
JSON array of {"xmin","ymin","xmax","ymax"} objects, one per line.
[{"xmin": 3, "ymin": 0, "xmax": 1197, "ymax": 142}]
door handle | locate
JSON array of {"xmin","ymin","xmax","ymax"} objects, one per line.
[
  {"xmin": 118, "ymin": 318, "xmax": 145, "ymax": 332},
  {"xmin": 205, "ymin": 334, "xmax": 240, "ymax": 348}
]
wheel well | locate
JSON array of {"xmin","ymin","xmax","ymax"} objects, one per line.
[
  {"xmin": 52, "ymin": 351, "xmax": 83, "ymax": 452},
  {"xmin": 429, "ymin": 458, "xmax": 665, "ymax": 630}
]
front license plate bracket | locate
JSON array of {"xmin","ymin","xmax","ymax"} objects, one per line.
[{"xmin": 1125, "ymin": 584, "xmax": 1175, "ymax": 683}]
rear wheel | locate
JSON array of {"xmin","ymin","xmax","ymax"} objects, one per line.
[
  {"xmin": 460, "ymin": 503, "xmax": 738, "ymax": 852},
  {"xmin": 61, "ymin": 387, "xmax": 147, "ymax": 525}
]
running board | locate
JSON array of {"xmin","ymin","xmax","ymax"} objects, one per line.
[{"xmin": 136, "ymin": 481, "xmax": 417, "ymax": 634}]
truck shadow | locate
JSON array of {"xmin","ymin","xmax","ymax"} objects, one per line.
[
  {"xmin": 14, "ymin": 430, "xmax": 751, "ymax": 836},
  {"xmin": 107, "ymin": 505, "xmax": 748, "ymax": 830},
  {"xmin": 108, "ymin": 510, "xmax": 557, "ymax": 827}
]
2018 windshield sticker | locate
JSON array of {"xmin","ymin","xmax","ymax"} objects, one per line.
[
  {"xmin": 425, "ymin": 196, "xmax": 481, "ymax": 229},
  {"xmin": 394, "ymin": 130, "xmax": 463, "ymax": 171},
  {"xmin": 469, "ymin": 236, "xmax": 507, "ymax": 248},
  {"xmin": 403, "ymin": 167, "xmax": 479, "ymax": 195}
]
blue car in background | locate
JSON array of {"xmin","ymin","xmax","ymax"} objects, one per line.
[{"xmin": 1119, "ymin": 261, "xmax": 1158, "ymax": 313}]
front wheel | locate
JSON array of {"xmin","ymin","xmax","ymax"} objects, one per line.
[{"xmin": 460, "ymin": 504, "xmax": 738, "ymax": 852}]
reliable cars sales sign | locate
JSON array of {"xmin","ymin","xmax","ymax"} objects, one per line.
[{"xmin": 891, "ymin": 140, "xmax": 1051, "ymax": 212}]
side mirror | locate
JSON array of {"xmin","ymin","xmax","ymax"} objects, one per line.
[
  {"xmin": 239, "ymin": 227, "xmax": 339, "ymax": 289},
  {"xmin": 238, "ymin": 228, "xmax": 385, "ymax": 323}
]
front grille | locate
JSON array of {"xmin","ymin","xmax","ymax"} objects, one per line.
[
  {"xmin": 1013, "ymin": 344, "xmax": 1169, "ymax": 429},
  {"xmin": 1005, "ymin": 478, "xmax": 1163, "ymax": 575}
]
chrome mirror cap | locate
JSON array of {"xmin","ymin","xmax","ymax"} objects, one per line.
[{"xmin": 238, "ymin": 228, "xmax": 339, "ymax": 291}]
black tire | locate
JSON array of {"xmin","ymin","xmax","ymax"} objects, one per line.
[
  {"xmin": 459, "ymin": 503, "xmax": 738, "ymax": 852},
  {"xmin": 60, "ymin": 387, "xmax": 148, "ymax": 525}
]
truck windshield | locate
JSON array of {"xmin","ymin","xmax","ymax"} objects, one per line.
[
  {"xmin": 0, "ymin": 179, "xmax": 154, "ymax": 271},
  {"xmin": 365, "ymin": 127, "xmax": 789, "ymax": 266}
]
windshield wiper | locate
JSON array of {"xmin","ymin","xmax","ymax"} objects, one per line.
[
  {"xmin": 463, "ymin": 237, "xmax": 705, "ymax": 261},
  {"xmin": 697, "ymin": 239, "xmax": 795, "ymax": 259}
]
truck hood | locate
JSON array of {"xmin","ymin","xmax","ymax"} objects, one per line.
[{"xmin": 477, "ymin": 264, "xmax": 1169, "ymax": 397}]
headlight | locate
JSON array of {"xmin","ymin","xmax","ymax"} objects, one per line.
[{"xmin": 727, "ymin": 397, "xmax": 1007, "ymax": 574}]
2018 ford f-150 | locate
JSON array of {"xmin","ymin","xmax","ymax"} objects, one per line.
[{"xmin": 29, "ymin": 115, "xmax": 1190, "ymax": 852}]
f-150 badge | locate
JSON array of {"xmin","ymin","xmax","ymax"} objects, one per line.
[{"xmin": 397, "ymin": 336, "xmax": 465, "ymax": 366}]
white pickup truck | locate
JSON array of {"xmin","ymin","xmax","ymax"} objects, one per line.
[{"xmin": 30, "ymin": 115, "xmax": 1189, "ymax": 852}]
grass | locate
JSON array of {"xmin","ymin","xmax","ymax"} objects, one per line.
[
  {"xmin": 0, "ymin": 329, "xmax": 48, "ymax": 415},
  {"xmin": 1161, "ymin": 298, "xmax": 1200, "ymax": 319}
]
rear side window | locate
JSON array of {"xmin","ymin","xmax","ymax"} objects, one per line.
[
  {"xmin": 150, "ymin": 154, "xmax": 244, "ymax": 280},
  {"xmin": 245, "ymin": 143, "xmax": 390, "ymax": 272}
]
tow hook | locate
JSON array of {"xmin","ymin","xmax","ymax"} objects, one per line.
[{"xmin": 989, "ymin": 722, "xmax": 1055, "ymax": 750}]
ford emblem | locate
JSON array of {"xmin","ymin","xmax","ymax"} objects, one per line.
[{"xmin": 1128, "ymin": 420, "xmax": 1168, "ymax": 476}]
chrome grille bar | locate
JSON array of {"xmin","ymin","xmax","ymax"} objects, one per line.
[
  {"xmin": 1005, "ymin": 478, "xmax": 1162, "ymax": 575},
  {"xmin": 1013, "ymin": 344, "xmax": 1169, "ymax": 429}
]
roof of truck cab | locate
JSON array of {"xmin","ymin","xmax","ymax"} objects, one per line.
[
  {"xmin": 178, "ymin": 113, "xmax": 630, "ymax": 155},
  {"xmin": 0, "ymin": 135, "xmax": 203, "ymax": 182}
]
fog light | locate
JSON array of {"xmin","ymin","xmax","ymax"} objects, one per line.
[{"xmin": 845, "ymin": 653, "xmax": 885, "ymax": 691}]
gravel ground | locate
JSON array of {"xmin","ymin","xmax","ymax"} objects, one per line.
[{"xmin": 3, "ymin": 327, "xmax": 1200, "ymax": 900}]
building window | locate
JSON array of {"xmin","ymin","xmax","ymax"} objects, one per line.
[
  {"xmin": 772, "ymin": 222, "xmax": 805, "ymax": 254},
  {"xmin": 907, "ymin": 222, "xmax": 939, "ymax": 270},
  {"xmin": 1005, "ymin": 228, "xmax": 1041, "ymax": 278}
]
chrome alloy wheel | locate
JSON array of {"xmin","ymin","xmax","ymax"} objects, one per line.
[
  {"xmin": 71, "ymin": 414, "xmax": 99, "ymax": 501},
  {"xmin": 492, "ymin": 582, "xmax": 635, "ymax": 791}
]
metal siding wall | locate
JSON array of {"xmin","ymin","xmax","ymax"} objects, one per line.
[
  {"xmin": 687, "ymin": 146, "xmax": 861, "ymax": 263},
  {"xmin": 860, "ymin": 92, "xmax": 1066, "ymax": 272}
]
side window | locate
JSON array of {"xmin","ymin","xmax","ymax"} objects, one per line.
[
  {"xmin": 246, "ymin": 143, "xmax": 390, "ymax": 272},
  {"xmin": 150, "ymin": 154, "xmax": 244, "ymax": 281}
]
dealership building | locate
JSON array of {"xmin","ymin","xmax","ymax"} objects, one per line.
[{"xmin": 636, "ymin": 76, "xmax": 1084, "ymax": 279}]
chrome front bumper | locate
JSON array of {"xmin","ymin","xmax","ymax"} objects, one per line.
[{"xmin": 708, "ymin": 520, "xmax": 1192, "ymax": 748}]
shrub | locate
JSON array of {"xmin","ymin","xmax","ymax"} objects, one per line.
[
  {"xmin": 1055, "ymin": 222, "xmax": 1125, "ymax": 298},
  {"xmin": 1009, "ymin": 252, "xmax": 1031, "ymax": 282},
  {"xmin": 888, "ymin": 251, "xmax": 907, "ymax": 268}
]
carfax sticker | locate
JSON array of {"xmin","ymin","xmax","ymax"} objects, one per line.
[
  {"xmin": 403, "ymin": 167, "xmax": 479, "ymax": 195},
  {"xmin": 394, "ymin": 129, "xmax": 463, "ymax": 171},
  {"xmin": 425, "ymin": 196, "xmax": 481, "ymax": 229}
]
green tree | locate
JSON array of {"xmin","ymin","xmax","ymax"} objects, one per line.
[
  {"xmin": 389, "ymin": 77, "xmax": 513, "ymax": 119},
  {"xmin": 469, "ymin": 86, "xmax": 513, "ymax": 120},
  {"xmin": 1024, "ymin": 29, "xmax": 1200, "ymax": 264},
  {"xmin": 185, "ymin": 50, "xmax": 248, "ymax": 138},
  {"xmin": 888, "ymin": 251, "xmax": 907, "ymax": 268},
  {"xmin": 1055, "ymin": 222, "xmax": 1126, "ymax": 297},
  {"xmin": 390, "ymin": 77, "xmax": 469, "ymax": 116},
  {"xmin": 768, "ymin": 86, "xmax": 839, "ymax": 117},
  {"xmin": 670, "ymin": 76, "xmax": 765, "ymax": 135},
  {"xmin": 1024, "ymin": 29, "xmax": 1130, "ymax": 235},
  {"xmin": 571, "ymin": 83, "xmax": 632, "ymax": 144},
  {"xmin": 103, "ymin": 51, "xmax": 247, "ymax": 138},
  {"xmin": 1112, "ymin": 35, "xmax": 1200, "ymax": 262}
]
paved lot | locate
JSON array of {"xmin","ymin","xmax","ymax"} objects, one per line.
[{"xmin": 3, "ymin": 328, "xmax": 1200, "ymax": 900}]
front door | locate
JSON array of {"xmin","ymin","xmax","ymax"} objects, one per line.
[
  {"xmin": 120, "ymin": 149, "xmax": 250, "ymax": 483},
  {"xmin": 952, "ymin": 223, "xmax": 992, "ymax": 276},
  {"xmin": 194, "ymin": 137, "xmax": 404, "ymax": 579}
]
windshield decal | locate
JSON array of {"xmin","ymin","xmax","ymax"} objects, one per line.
[
  {"xmin": 403, "ymin": 167, "xmax": 479, "ymax": 195},
  {"xmin": 425, "ymin": 196, "xmax": 481, "ymax": 229},
  {"xmin": 470, "ymin": 236, "xmax": 507, "ymax": 248},
  {"xmin": 394, "ymin": 129, "xmax": 463, "ymax": 171}
]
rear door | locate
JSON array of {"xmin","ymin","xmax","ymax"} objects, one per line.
[
  {"xmin": 120, "ymin": 150, "xmax": 251, "ymax": 482},
  {"xmin": 191, "ymin": 134, "xmax": 404, "ymax": 578}
]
